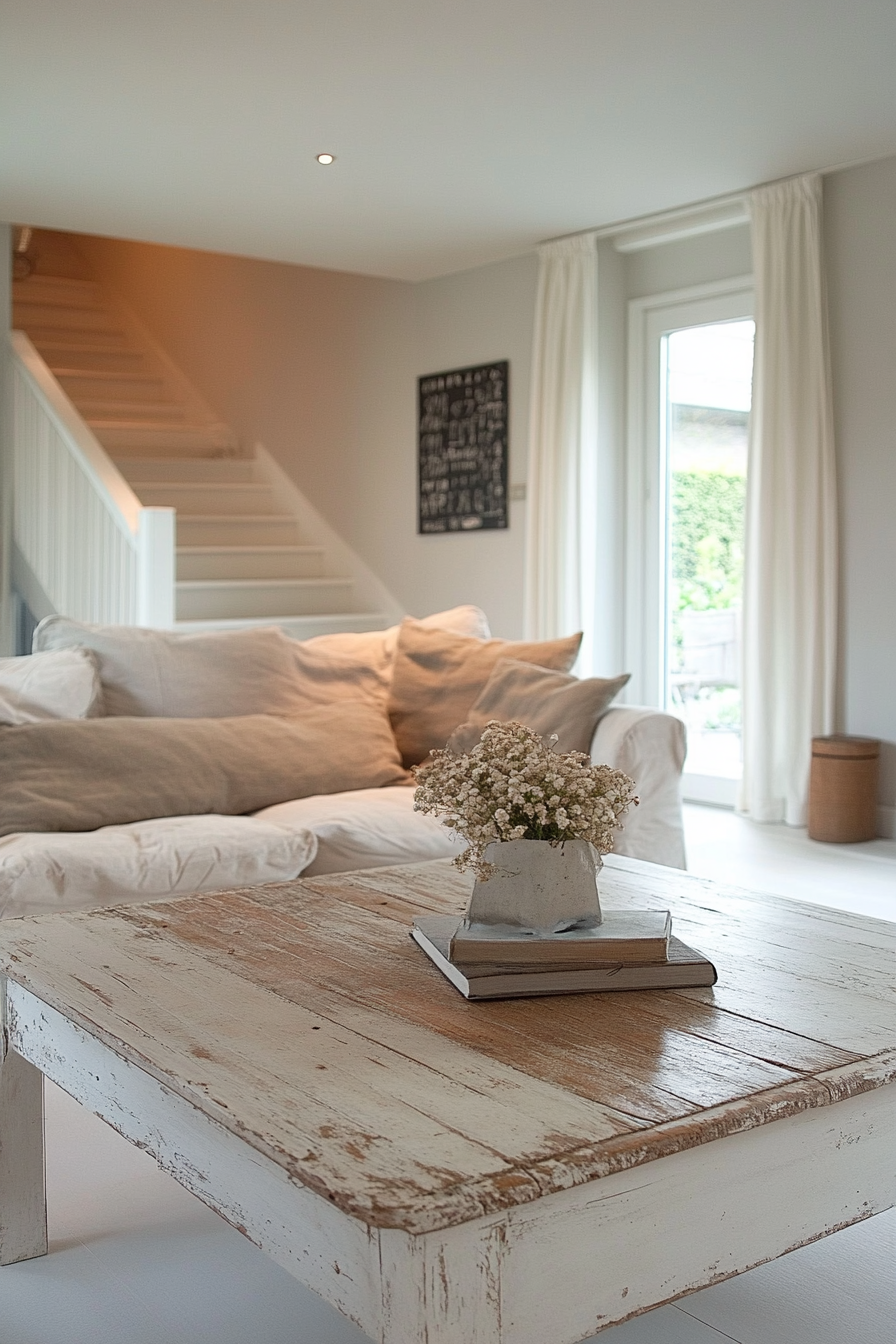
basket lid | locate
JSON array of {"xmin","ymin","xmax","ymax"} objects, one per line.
[{"xmin": 812, "ymin": 734, "xmax": 880, "ymax": 759}]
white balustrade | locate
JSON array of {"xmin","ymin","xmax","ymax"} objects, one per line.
[{"xmin": 10, "ymin": 332, "xmax": 175, "ymax": 628}]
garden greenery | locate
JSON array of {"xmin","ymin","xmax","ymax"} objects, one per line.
[{"xmin": 671, "ymin": 470, "xmax": 745, "ymax": 613}]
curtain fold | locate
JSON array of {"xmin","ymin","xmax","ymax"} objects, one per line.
[
  {"xmin": 739, "ymin": 173, "xmax": 838, "ymax": 826},
  {"xmin": 524, "ymin": 233, "xmax": 598, "ymax": 673}
]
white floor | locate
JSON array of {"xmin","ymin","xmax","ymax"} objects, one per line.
[
  {"xmin": 682, "ymin": 801, "xmax": 896, "ymax": 923},
  {"xmin": 2, "ymin": 807, "xmax": 895, "ymax": 1344}
]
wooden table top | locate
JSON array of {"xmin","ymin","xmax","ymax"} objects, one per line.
[{"xmin": 2, "ymin": 855, "xmax": 895, "ymax": 1235}]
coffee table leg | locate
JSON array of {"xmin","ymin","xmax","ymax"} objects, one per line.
[
  {"xmin": 0, "ymin": 980, "xmax": 48, "ymax": 1266},
  {"xmin": 377, "ymin": 1225, "xmax": 504, "ymax": 1344}
]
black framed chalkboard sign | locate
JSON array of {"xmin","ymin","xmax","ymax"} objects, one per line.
[{"xmin": 417, "ymin": 361, "xmax": 509, "ymax": 533}]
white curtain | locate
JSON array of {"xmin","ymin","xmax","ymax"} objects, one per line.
[
  {"xmin": 524, "ymin": 233, "xmax": 598, "ymax": 673},
  {"xmin": 739, "ymin": 173, "xmax": 838, "ymax": 826}
]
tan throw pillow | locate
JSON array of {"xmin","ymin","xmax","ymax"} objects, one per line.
[
  {"xmin": 0, "ymin": 707, "xmax": 408, "ymax": 836},
  {"xmin": 388, "ymin": 620, "xmax": 583, "ymax": 767},
  {"xmin": 446, "ymin": 660, "xmax": 630, "ymax": 757},
  {"xmin": 33, "ymin": 618, "xmax": 314, "ymax": 719}
]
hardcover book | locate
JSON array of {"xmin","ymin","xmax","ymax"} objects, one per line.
[
  {"xmin": 412, "ymin": 915, "xmax": 717, "ymax": 1001},
  {"xmin": 450, "ymin": 909, "xmax": 672, "ymax": 967}
]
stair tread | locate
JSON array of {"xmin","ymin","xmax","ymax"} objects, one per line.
[
  {"xmin": 176, "ymin": 577, "xmax": 351, "ymax": 589},
  {"xmin": 23, "ymin": 328, "xmax": 130, "ymax": 345},
  {"xmin": 13, "ymin": 295, "xmax": 104, "ymax": 311},
  {"xmin": 177, "ymin": 544, "xmax": 323, "ymax": 554},
  {"xmin": 82, "ymin": 403, "xmax": 188, "ymax": 416},
  {"xmin": 119, "ymin": 456, "xmax": 252, "ymax": 465},
  {"xmin": 131, "ymin": 481, "xmax": 271, "ymax": 490},
  {"xmin": 95, "ymin": 426, "xmax": 238, "ymax": 449},
  {"xmin": 55, "ymin": 369, "xmax": 163, "ymax": 382},
  {"xmin": 13, "ymin": 276, "xmax": 101, "ymax": 296},
  {"xmin": 177, "ymin": 513, "xmax": 296, "ymax": 521},
  {"xmin": 29, "ymin": 339, "xmax": 138, "ymax": 352},
  {"xmin": 87, "ymin": 416, "xmax": 211, "ymax": 427}
]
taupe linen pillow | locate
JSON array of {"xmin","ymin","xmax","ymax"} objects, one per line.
[
  {"xmin": 0, "ymin": 707, "xmax": 408, "ymax": 836},
  {"xmin": 446, "ymin": 659, "xmax": 630, "ymax": 757},
  {"xmin": 388, "ymin": 620, "xmax": 583, "ymax": 767},
  {"xmin": 33, "ymin": 617, "xmax": 313, "ymax": 719}
]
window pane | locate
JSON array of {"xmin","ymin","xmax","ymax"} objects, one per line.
[{"xmin": 665, "ymin": 319, "xmax": 754, "ymax": 781}]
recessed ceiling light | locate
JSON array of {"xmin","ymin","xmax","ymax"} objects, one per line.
[{"xmin": 316, "ymin": 153, "xmax": 335, "ymax": 165}]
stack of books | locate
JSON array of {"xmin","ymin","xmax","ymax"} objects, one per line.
[{"xmin": 411, "ymin": 910, "xmax": 717, "ymax": 1000}]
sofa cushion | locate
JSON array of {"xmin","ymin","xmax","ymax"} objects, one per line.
[
  {"xmin": 256, "ymin": 785, "xmax": 465, "ymax": 875},
  {"xmin": 301, "ymin": 605, "xmax": 491, "ymax": 699},
  {"xmin": 387, "ymin": 620, "xmax": 583, "ymax": 766},
  {"xmin": 0, "ymin": 648, "xmax": 102, "ymax": 725},
  {"xmin": 33, "ymin": 617, "xmax": 314, "ymax": 719},
  {"xmin": 0, "ymin": 707, "xmax": 408, "ymax": 836},
  {"xmin": 0, "ymin": 815, "xmax": 318, "ymax": 919},
  {"xmin": 446, "ymin": 660, "xmax": 630, "ymax": 756}
]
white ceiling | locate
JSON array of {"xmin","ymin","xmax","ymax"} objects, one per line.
[{"xmin": 3, "ymin": 1, "xmax": 896, "ymax": 282}]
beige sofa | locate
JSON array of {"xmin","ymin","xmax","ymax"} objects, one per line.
[{"xmin": 0, "ymin": 608, "xmax": 686, "ymax": 918}]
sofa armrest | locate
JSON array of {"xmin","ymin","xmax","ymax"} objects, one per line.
[{"xmin": 590, "ymin": 706, "xmax": 687, "ymax": 870}]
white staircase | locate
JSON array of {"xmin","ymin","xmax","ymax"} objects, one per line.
[{"xmin": 11, "ymin": 271, "xmax": 397, "ymax": 635}]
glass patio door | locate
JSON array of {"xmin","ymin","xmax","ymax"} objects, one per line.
[
  {"xmin": 664, "ymin": 319, "xmax": 754, "ymax": 803},
  {"xmin": 626, "ymin": 280, "xmax": 753, "ymax": 806}
]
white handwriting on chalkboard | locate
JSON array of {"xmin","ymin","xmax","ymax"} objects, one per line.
[{"xmin": 418, "ymin": 363, "xmax": 509, "ymax": 533}]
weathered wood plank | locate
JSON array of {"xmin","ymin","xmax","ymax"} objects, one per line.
[
  {"xmin": 143, "ymin": 886, "xmax": 810, "ymax": 1120},
  {"xmin": 323, "ymin": 859, "xmax": 896, "ymax": 1055},
  {"xmin": 0, "ymin": 977, "xmax": 47, "ymax": 1266},
  {"xmin": 607, "ymin": 992, "xmax": 858, "ymax": 1073}
]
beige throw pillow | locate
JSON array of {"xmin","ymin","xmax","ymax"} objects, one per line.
[
  {"xmin": 0, "ymin": 649, "xmax": 102, "ymax": 724},
  {"xmin": 0, "ymin": 707, "xmax": 408, "ymax": 836},
  {"xmin": 446, "ymin": 660, "xmax": 630, "ymax": 757},
  {"xmin": 33, "ymin": 618, "xmax": 316, "ymax": 719},
  {"xmin": 388, "ymin": 620, "xmax": 583, "ymax": 767}
]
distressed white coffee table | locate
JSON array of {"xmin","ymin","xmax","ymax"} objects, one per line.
[{"xmin": 2, "ymin": 856, "xmax": 895, "ymax": 1344}]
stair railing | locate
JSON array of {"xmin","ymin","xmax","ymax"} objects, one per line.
[{"xmin": 9, "ymin": 332, "xmax": 175, "ymax": 628}]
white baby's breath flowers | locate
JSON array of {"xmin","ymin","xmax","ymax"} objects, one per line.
[{"xmin": 413, "ymin": 720, "xmax": 638, "ymax": 878}]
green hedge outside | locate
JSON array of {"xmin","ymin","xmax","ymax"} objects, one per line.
[{"xmin": 670, "ymin": 470, "xmax": 745, "ymax": 612}]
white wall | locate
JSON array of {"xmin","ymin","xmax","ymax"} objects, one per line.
[
  {"xmin": 824, "ymin": 157, "xmax": 896, "ymax": 818},
  {"xmin": 623, "ymin": 224, "xmax": 752, "ymax": 300}
]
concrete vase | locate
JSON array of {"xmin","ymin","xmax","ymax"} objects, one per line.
[{"xmin": 465, "ymin": 838, "xmax": 603, "ymax": 935}]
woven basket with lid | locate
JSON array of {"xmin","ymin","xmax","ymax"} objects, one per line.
[{"xmin": 808, "ymin": 735, "xmax": 880, "ymax": 843}]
